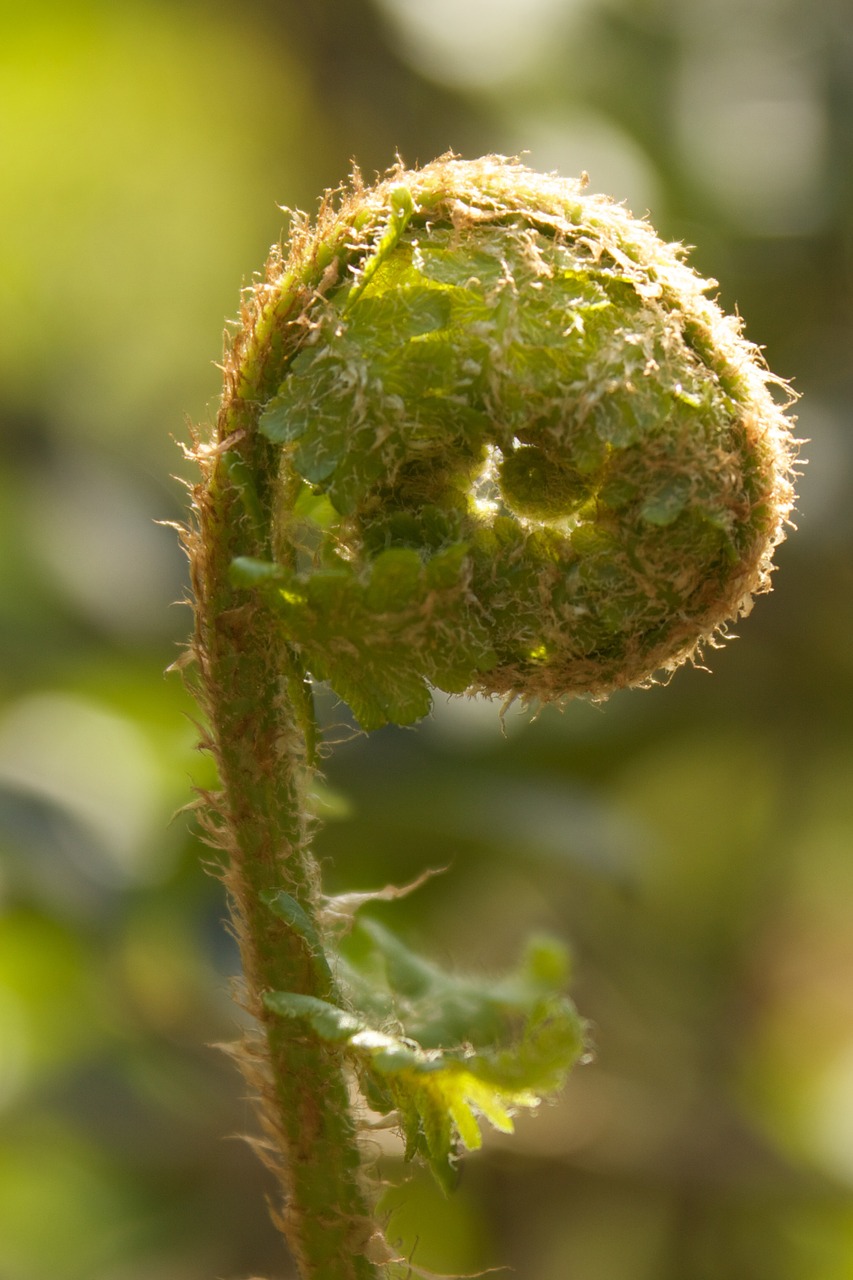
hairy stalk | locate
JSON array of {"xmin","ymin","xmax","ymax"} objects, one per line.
[
  {"xmin": 189, "ymin": 411, "xmax": 380, "ymax": 1274},
  {"xmin": 184, "ymin": 155, "xmax": 797, "ymax": 1279}
]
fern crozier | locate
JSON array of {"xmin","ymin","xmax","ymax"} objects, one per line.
[
  {"xmin": 232, "ymin": 154, "xmax": 796, "ymax": 728},
  {"xmin": 185, "ymin": 154, "xmax": 798, "ymax": 1280}
]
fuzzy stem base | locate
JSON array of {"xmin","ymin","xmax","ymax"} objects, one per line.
[{"xmin": 191, "ymin": 456, "xmax": 383, "ymax": 1280}]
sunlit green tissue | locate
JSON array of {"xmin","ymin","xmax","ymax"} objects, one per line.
[
  {"xmin": 265, "ymin": 913, "xmax": 584, "ymax": 1190},
  {"xmin": 233, "ymin": 155, "xmax": 797, "ymax": 728}
]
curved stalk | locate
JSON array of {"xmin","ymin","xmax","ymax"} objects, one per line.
[{"xmin": 191, "ymin": 422, "xmax": 380, "ymax": 1276}]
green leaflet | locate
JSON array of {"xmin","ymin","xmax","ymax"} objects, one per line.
[
  {"xmin": 261, "ymin": 889, "xmax": 335, "ymax": 990},
  {"xmin": 264, "ymin": 991, "xmax": 363, "ymax": 1042},
  {"xmin": 640, "ymin": 476, "xmax": 693, "ymax": 527},
  {"xmin": 232, "ymin": 544, "xmax": 498, "ymax": 730},
  {"xmin": 229, "ymin": 556, "xmax": 288, "ymax": 588},
  {"xmin": 346, "ymin": 184, "xmax": 415, "ymax": 308},
  {"xmin": 346, "ymin": 286, "xmax": 452, "ymax": 342},
  {"xmin": 264, "ymin": 921, "xmax": 585, "ymax": 1189}
]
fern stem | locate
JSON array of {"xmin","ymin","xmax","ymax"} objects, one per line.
[{"xmin": 191, "ymin": 412, "xmax": 382, "ymax": 1278}]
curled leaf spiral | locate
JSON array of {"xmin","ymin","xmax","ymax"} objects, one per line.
[{"xmin": 225, "ymin": 155, "xmax": 796, "ymax": 729}]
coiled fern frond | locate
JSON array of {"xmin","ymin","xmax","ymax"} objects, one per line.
[
  {"xmin": 185, "ymin": 155, "xmax": 797, "ymax": 1280},
  {"xmin": 225, "ymin": 153, "xmax": 796, "ymax": 727}
]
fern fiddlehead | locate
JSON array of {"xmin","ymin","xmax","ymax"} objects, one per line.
[{"xmin": 186, "ymin": 155, "xmax": 796, "ymax": 1279}]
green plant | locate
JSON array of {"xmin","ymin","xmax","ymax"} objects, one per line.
[{"xmin": 183, "ymin": 154, "xmax": 796, "ymax": 1279}]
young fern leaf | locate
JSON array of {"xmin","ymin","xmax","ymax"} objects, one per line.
[
  {"xmin": 185, "ymin": 155, "xmax": 797, "ymax": 1279},
  {"xmin": 265, "ymin": 925, "xmax": 584, "ymax": 1191}
]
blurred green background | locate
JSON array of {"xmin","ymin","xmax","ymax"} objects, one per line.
[{"xmin": 1, "ymin": 1, "xmax": 852, "ymax": 1277}]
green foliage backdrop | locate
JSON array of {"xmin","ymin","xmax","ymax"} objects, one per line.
[{"xmin": 1, "ymin": 1, "xmax": 852, "ymax": 1277}]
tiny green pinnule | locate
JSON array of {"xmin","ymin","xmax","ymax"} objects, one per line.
[{"xmin": 183, "ymin": 155, "xmax": 797, "ymax": 1279}]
